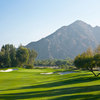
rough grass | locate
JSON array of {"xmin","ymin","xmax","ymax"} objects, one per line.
[{"xmin": 0, "ymin": 68, "xmax": 100, "ymax": 100}]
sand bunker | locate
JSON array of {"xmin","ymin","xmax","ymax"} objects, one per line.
[
  {"xmin": 0, "ymin": 69, "xmax": 18, "ymax": 72},
  {"xmin": 59, "ymin": 71, "xmax": 76, "ymax": 75},
  {"xmin": 40, "ymin": 72, "xmax": 54, "ymax": 75},
  {"xmin": 41, "ymin": 71, "xmax": 76, "ymax": 75}
]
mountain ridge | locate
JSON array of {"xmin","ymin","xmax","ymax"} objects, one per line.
[{"xmin": 26, "ymin": 20, "xmax": 100, "ymax": 59}]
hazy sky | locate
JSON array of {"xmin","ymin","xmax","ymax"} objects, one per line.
[{"xmin": 0, "ymin": 0, "xmax": 100, "ymax": 48}]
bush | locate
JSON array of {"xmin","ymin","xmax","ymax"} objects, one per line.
[{"xmin": 24, "ymin": 64, "xmax": 34, "ymax": 69}]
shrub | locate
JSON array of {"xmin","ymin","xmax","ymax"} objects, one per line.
[{"xmin": 24, "ymin": 64, "xmax": 34, "ymax": 69}]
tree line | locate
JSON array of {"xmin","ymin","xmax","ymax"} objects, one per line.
[
  {"xmin": 35, "ymin": 58, "xmax": 73, "ymax": 69},
  {"xmin": 74, "ymin": 45, "xmax": 100, "ymax": 77},
  {"xmin": 0, "ymin": 44, "xmax": 37, "ymax": 68}
]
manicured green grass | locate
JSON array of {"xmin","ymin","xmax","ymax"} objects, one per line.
[{"xmin": 0, "ymin": 68, "xmax": 100, "ymax": 100}]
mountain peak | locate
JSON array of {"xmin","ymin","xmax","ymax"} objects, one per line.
[
  {"xmin": 72, "ymin": 20, "xmax": 88, "ymax": 25},
  {"xmin": 70, "ymin": 20, "xmax": 92, "ymax": 28},
  {"xmin": 74, "ymin": 20, "xmax": 85, "ymax": 23}
]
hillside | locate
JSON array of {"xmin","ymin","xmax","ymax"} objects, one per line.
[{"xmin": 26, "ymin": 20, "xmax": 100, "ymax": 59}]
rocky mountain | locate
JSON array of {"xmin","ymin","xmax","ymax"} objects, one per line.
[{"xmin": 26, "ymin": 20, "xmax": 100, "ymax": 59}]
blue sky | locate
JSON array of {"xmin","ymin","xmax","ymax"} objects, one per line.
[{"xmin": 0, "ymin": 0, "xmax": 100, "ymax": 48}]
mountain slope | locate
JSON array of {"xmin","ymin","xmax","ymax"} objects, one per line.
[
  {"xmin": 26, "ymin": 20, "xmax": 99, "ymax": 59},
  {"xmin": 93, "ymin": 26, "xmax": 100, "ymax": 43}
]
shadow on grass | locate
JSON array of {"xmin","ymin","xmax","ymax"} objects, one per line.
[
  {"xmin": 3, "ymin": 74, "xmax": 99, "ymax": 91},
  {"xmin": 0, "ymin": 85, "xmax": 100, "ymax": 100},
  {"xmin": 0, "ymin": 74, "xmax": 100, "ymax": 100},
  {"xmin": 52, "ymin": 93, "xmax": 100, "ymax": 100}
]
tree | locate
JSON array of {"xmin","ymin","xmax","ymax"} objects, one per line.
[
  {"xmin": 0, "ymin": 51, "xmax": 4, "ymax": 67},
  {"xmin": 1, "ymin": 44, "xmax": 11, "ymax": 67},
  {"xmin": 16, "ymin": 46, "xmax": 29, "ymax": 67},
  {"xmin": 74, "ymin": 47, "xmax": 100, "ymax": 77},
  {"xmin": 86, "ymin": 47, "xmax": 93, "ymax": 56},
  {"xmin": 94, "ymin": 45, "xmax": 100, "ymax": 54},
  {"xmin": 27, "ymin": 49, "xmax": 37, "ymax": 68},
  {"xmin": 0, "ymin": 44, "xmax": 37, "ymax": 68},
  {"xmin": 94, "ymin": 54, "xmax": 100, "ymax": 76},
  {"xmin": 9, "ymin": 45, "xmax": 16, "ymax": 67}
]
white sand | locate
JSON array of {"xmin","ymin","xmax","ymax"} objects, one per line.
[
  {"xmin": 0, "ymin": 69, "xmax": 18, "ymax": 72},
  {"xmin": 41, "ymin": 71, "xmax": 76, "ymax": 75},
  {"xmin": 40, "ymin": 72, "xmax": 53, "ymax": 75},
  {"xmin": 59, "ymin": 71, "xmax": 76, "ymax": 75}
]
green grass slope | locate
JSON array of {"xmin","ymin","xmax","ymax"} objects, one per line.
[{"xmin": 0, "ymin": 68, "xmax": 100, "ymax": 100}]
